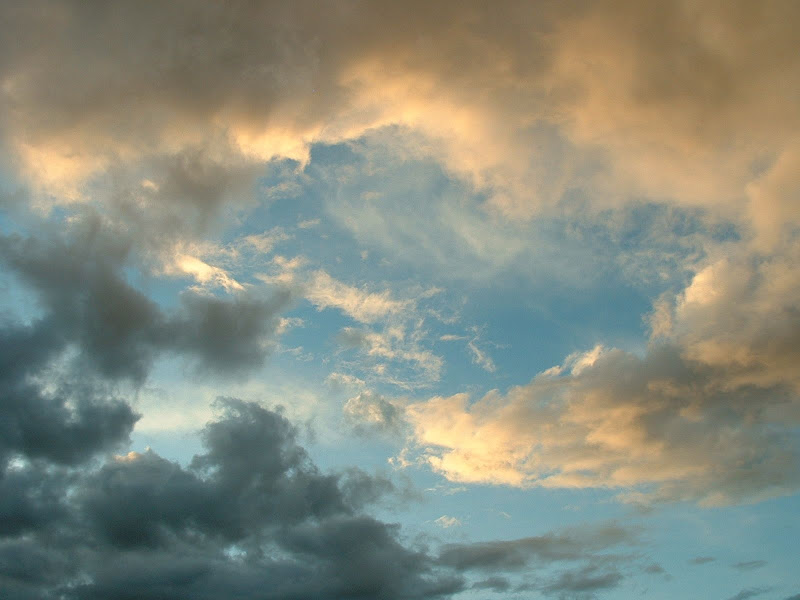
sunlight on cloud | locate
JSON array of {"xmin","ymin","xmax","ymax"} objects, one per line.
[{"xmin": 2, "ymin": 3, "xmax": 800, "ymax": 597}]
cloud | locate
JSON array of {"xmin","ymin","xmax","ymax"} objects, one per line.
[
  {"xmin": 689, "ymin": 556, "xmax": 715, "ymax": 565},
  {"xmin": 471, "ymin": 576, "xmax": 510, "ymax": 592},
  {"xmin": 343, "ymin": 391, "xmax": 404, "ymax": 434},
  {"xmin": 437, "ymin": 522, "xmax": 634, "ymax": 571},
  {"xmin": 434, "ymin": 516, "xmax": 462, "ymax": 529},
  {"xmin": 0, "ymin": 219, "xmax": 291, "ymax": 382},
  {"xmin": 2, "ymin": 0, "xmax": 798, "ymax": 245},
  {"xmin": 0, "ymin": 393, "xmax": 649, "ymax": 600},
  {"xmin": 0, "ymin": 316, "xmax": 138, "ymax": 471},
  {"xmin": 405, "ymin": 338, "xmax": 800, "ymax": 505},
  {"xmin": 732, "ymin": 560, "xmax": 767, "ymax": 572},
  {"xmin": 305, "ymin": 270, "xmax": 410, "ymax": 324},
  {"xmin": 169, "ymin": 254, "xmax": 244, "ymax": 292},
  {"xmin": 0, "ymin": 398, "xmax": 466, "ymax": 600},
  {"xmin": 539, "ymin": 564, "xmax": 624, "ymax": 598},
  {"xmin": 726, "ymin": 587, "xmax": 771, "ymax": 600}
]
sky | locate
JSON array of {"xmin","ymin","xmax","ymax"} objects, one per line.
[{"xmin": 0, "ymin": 1, "xmax": 799, "ymax": 599}]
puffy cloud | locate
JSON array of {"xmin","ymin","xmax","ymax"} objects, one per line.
[
  {"xmin": 406, "ymin": 341, "xmax": 799, "ymax": 505},
  {"xmin": 0, "ymin": 399, "xmax": 464, "ymax": 600},
  {"xmin": 402, "ymin": 231, "xmax": 800, "ymax": 506},
  {"xmin": 0, "ymin": 317, "xmax": 138, "ymax": 469},
  {"xmin": 0, "ymin": 393, "xmax": 647, "ymax": 600},
  {"xmin": 2, "ymin": 0, "xmax": 797, "ymax": 239},
  {"xmin": 0, "ymin": 219, "xmax": 290, "ymax": 382}
]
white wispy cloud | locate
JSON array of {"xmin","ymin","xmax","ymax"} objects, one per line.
[{"xmin": 434, "ymin": 515, "xmax": 462, "ymax": 529}]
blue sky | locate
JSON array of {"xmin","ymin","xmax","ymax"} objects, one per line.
[{"xmin": 1, "ymin": 2, "xmax": 799, "ymax": 599}]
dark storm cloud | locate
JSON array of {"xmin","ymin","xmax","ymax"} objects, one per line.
[
  {"xmin": 0, "ymin": 317, "xmax": 139, "ymax": 468},
  {"xmin": 0, "ymin": 399, "xmax": 464, "ymax": 600},
  {"xmin": 0, "ymin": 395, "xmax": 646, "ymax": 600},
  {"xmin": 0, "ymin": 220, "xmax": 290, "ymax": 382}
]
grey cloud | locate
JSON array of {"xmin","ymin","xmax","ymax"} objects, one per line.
[
  {"xmin": 100, "ymin": 147, "xmax": 265, "ymax": 248},
  {"xmin": 0, "ymin": 399, "xmax": 464, "ymax": 600},
  {"xmin": 540, "ymin": 565, "xmax": 624, "ymax": 598},
  {"xmin": 689, "ymin": 556, "xmax": 716, "ymax": 565},
  {"xmin": 0, "ymin": 317, "xmax": 138, "ymax": 468},
  {"xmin": 0, "ymin": 220, "xmax": 289, "ymax": 383},
  {"xmin": 0, "ymin": 395, "xmax": 650, "ymax": 600},
  {"xmin": 172, "ymin": 291, "xmax": 291, "ymax": 376},
  {"xmin": 471, "ymin": 576, "xmax": 511, "ymax": 592},
  {"xmin": 732, "ymin": 560, "xmax": 767, "ymax": 572},
  {"xmin": 643, "ymin": 563, "xmax": 665, "ymax": 574},
  {"xmin": 2, "ymin": 0, "xmax": 798, "ymax": 233},
  {"xmin": 726, "ymin": 587, "xmax": 771, "ymax": 600},
  {"xmin": 79, "ymin": 399, "xmax": 360, "ymax": 548},
  {"xmin": 437, "ymin": 522, "xmax": 634, "ymax": 571}
]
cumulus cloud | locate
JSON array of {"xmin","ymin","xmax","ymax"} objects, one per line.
[
  {"xmin": 2, "ymin": 0, "xmax": 798, "ymax": 239},
  {"xmin": 0, "ymin": 399, "xmax": 463, "ymax": 600},
  {"xmin": 0, "ymin": 219, "xmax": 290, "ymax": 382},
  {"xmin": 0, "ymin": 394, "xmax": 649, "ymax": 600},
  {"xmin": 405, "ymin": 338, "xmax": 800, "ymax": 505}
]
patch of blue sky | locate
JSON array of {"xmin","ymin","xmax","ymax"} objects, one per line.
[
  {"xmin": 235, "ymin": 136, "xmax": 704, "ymax": 392},
  {"xmin": 46, "ymin": 128, "xmax": 787, "ymax": 600},
  {"xmin": 634, "ymin": 494, "xmax": 800, "ymax": 600}
]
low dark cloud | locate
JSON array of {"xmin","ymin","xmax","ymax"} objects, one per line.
[
  {"xmin": 0, "ymin": 398, "xmax": 464, "ymax": 600},
  {"xmin": 0, "ymin": 219, "xmax": 289, "ymax": 383},
  {"xmin": 0, "ymin": 391, "xmax": 648, "ymax": 600},
  {"xmin": 0, "ymin": 316, "xmax": 138, "ymax": 469}
]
